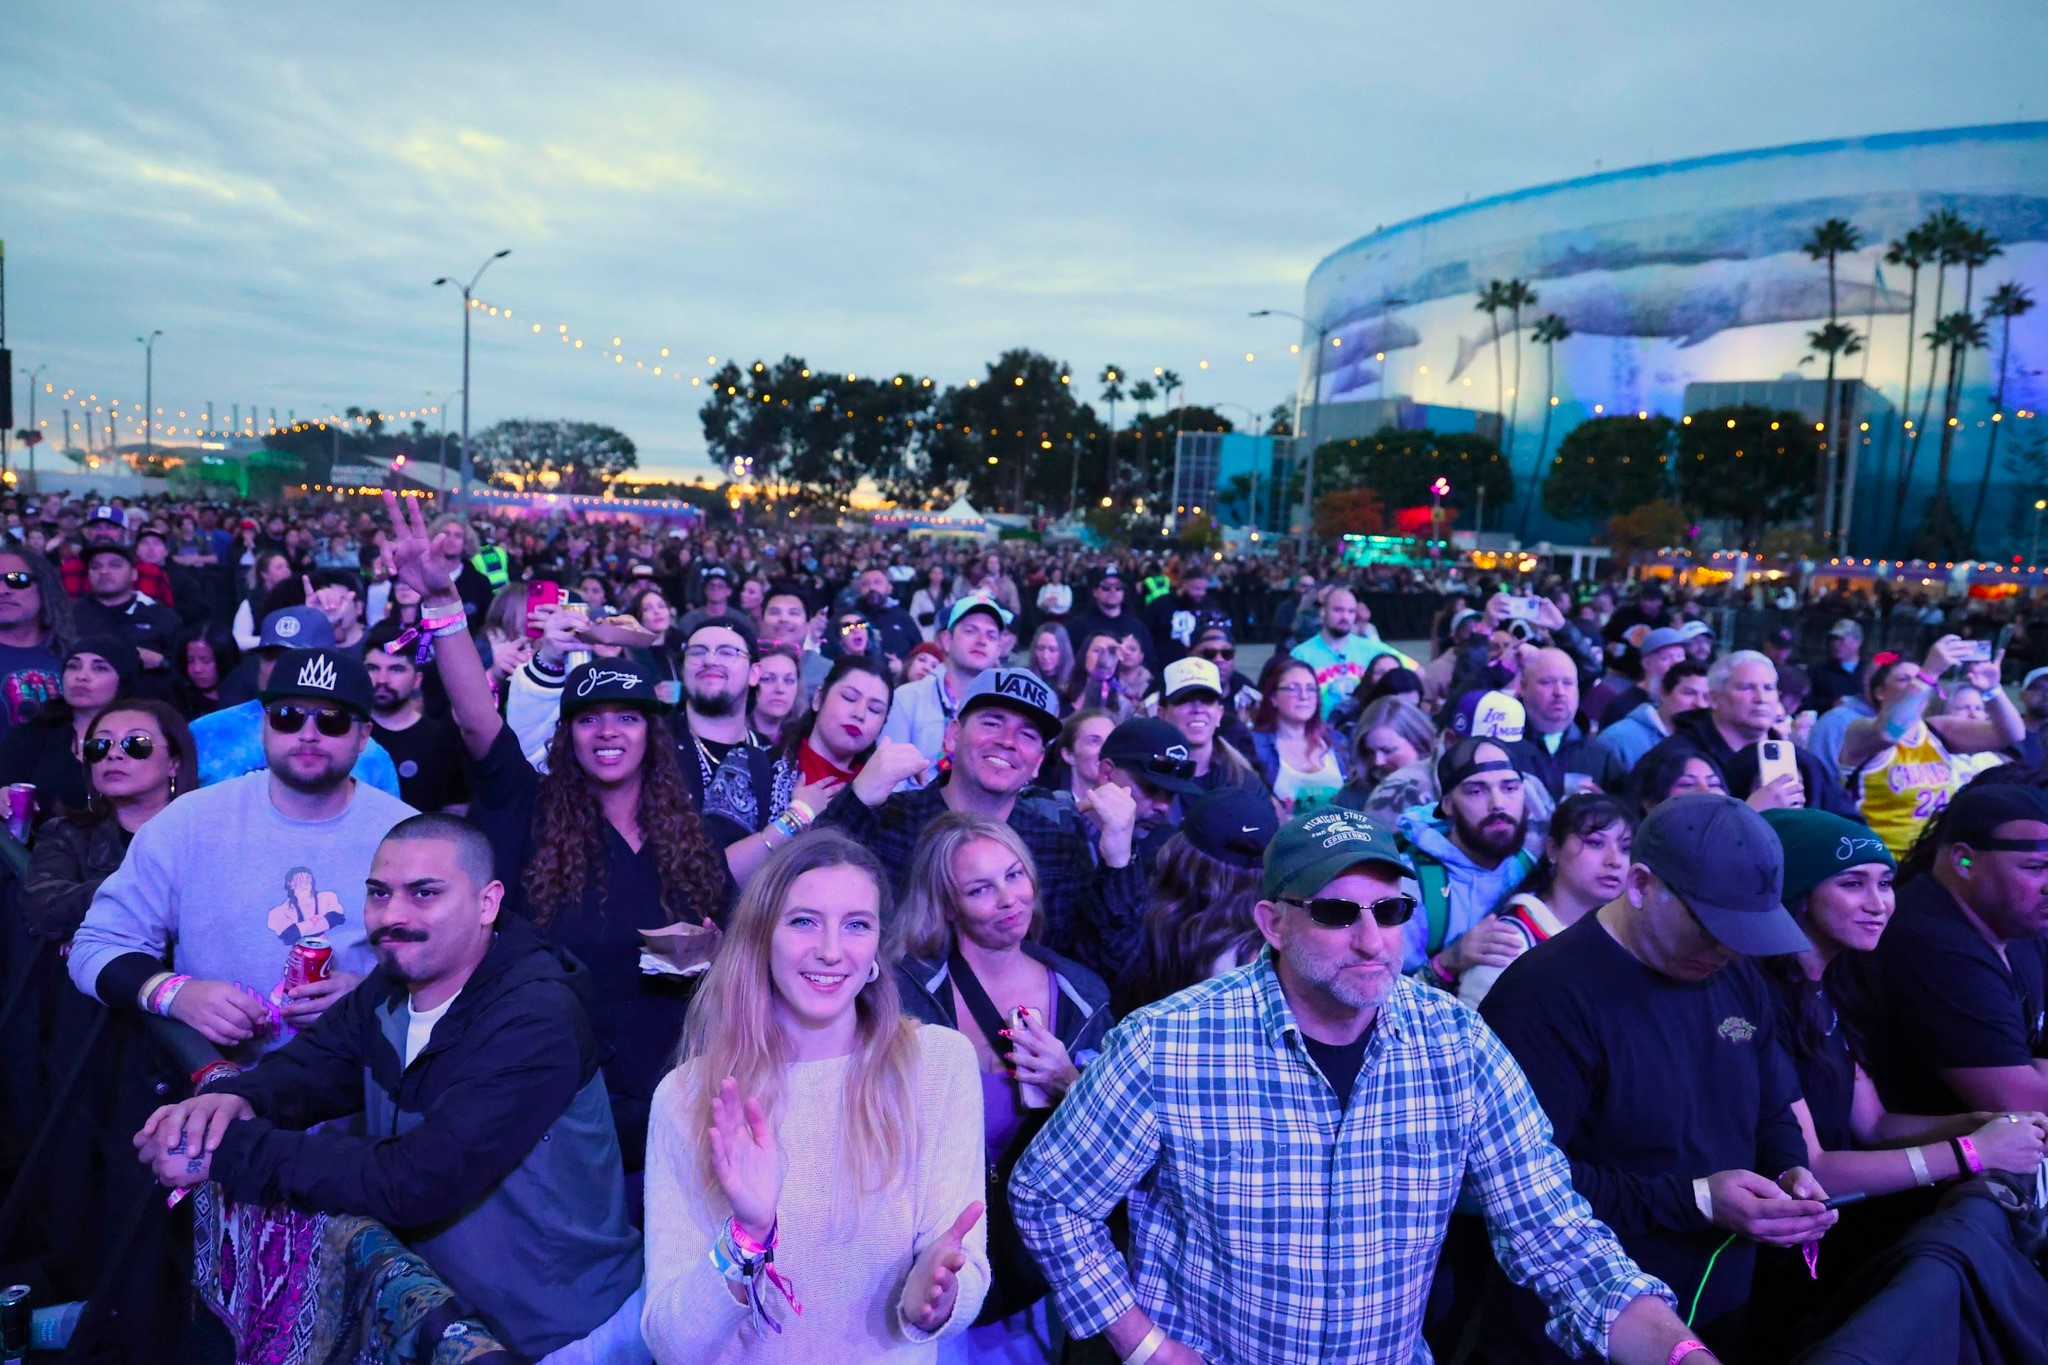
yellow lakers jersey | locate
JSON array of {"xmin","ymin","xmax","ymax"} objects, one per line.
[{"xmin": 1851, "ymin": 726, "xmax": 1957, "ymax": 857}]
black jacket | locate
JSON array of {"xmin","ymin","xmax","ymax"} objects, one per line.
[
  {"xmin": 209, "ymin": 914, "xmax": 641, "ymax": 1358},
  {"xmin": 22, "ymin": 812, "xmax": 130, "ymax": 941},
  {"xmin": 1663, "ymin": 708, "xmax": 1862, "ymax": 818}
]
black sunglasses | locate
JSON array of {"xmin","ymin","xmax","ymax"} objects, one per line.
[
  {"xmin": 83, "ymin": 734, "xmax": 156, "ymax": 763},
  {"xmin": 0, "ymin": 571, "xmax": 35, "ymax": 590},
  {"xmin": 1136, "ymin": 754, "xmax": 1196, "ymax": 782},
  {"xmin": 266, "ymin": 704, "xmax": 356, "ymax": 737},
  {"xmin": 1282, "ymin": 894, "xmax": 1418, "ymax": 929},
  {"xmin": 1196, "ymin": 647, "xmax": 1236, "ymax": 661}
]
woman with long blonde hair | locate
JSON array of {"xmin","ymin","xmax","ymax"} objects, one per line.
[{"xmin": 642, "ymin": 829, "xmax": 989, "ymax": 1361}]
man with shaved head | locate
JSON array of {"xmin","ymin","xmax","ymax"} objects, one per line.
[
  {"xmin": 1505, "ymin": 645, "xmax": 1621, "ymax": 800},
  {"xmin": 1291, "ymin": 585, "xmax": 1411, "ymax": 720}
]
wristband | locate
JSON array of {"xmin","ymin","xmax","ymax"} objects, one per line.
[
  {"xmin": 1906, "ymin": 1144, "xmax": 1933, "ymax": 1187},
  {"xmin": 1915, "ymin": 670, "xmax": 1941, "ymax": 687},
  {"xmin": 784, "ymin": 798, "xmax": 816, "ymax": 828},
  {"xmin": 191, "ymin": 1060, "xmax": 241, "ymax": 1091},
  {"xmin": 148, "ymin": 973, "xmax": 193, "ymax": 1017},
  {"xmin": 1668, "ymin": 1340, "xmax": 1710, "ymax": 1365},
  {"xmin": 138, "ymin": 970, "xmax": 174, "ymax": 1012},
  {"xmin": 420, "ymin": 599, "xmax": 465, "ymax": 618},
  {"xmin": 1123, "ymin": 1325, "xmax": 1167, "ymax": 1365},
  {"xmin": 428, "ymin": 618, "xmax": 469, "ymax": 639},
  {"xmin": 1954, "ymin": 1135, "xmax": 1984, "ymax": 1174},
  {"xmin": 1692, "ymin": 1176, "xmax": 1713, "ymax": 1222},
  {"xmin": 1428, "ymin": 954, "xmax": 1457, "ymax": 988}
]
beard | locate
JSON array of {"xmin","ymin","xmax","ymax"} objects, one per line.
[
  {"xmin": 1454, "ymin": 808, "xmax": 1527, "ymax": 861},
  {"xmin": 271, "ymin": 749, "xmax": 354, "ymax": 795},
  {"xmin": 686, "ymin": 683, "xmax": 743, "ymax": 718}
]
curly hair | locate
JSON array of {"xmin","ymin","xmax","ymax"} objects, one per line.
[{"xmin": 522, "ymin": 716, "xmax": 726, "ymax": 929}]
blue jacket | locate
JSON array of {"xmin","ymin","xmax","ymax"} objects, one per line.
[
  {"xmin": 895, "ymin": 939, "xmax": 1116, "ymax": 1067},
  {"xmin": 1249, "ymin": 728, "xmax": 1353, "ymax": 790}
]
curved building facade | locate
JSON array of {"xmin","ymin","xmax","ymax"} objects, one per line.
[{"xmin": 1301, "ymin": 122, "xmax": 2048, "ymax": 554}]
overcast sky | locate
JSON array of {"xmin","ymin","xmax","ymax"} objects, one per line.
[{"xmin": 2, "ymin": 1, "xmax": 2037, "ymax": 479}]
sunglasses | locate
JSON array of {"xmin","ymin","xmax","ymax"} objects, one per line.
[
  {"xmin": 266, "ymin": 704, "xmax": 357, "ymax": 737},
  {"xmin": 83, "ymin": 734, "xmax": 157, "ymax": 763},
  {"xmin": 0, "ymin": 571, "xmax": 34, "ymax": 590},
  {"xmin": 1282, "ymin": 894, "xmax": 1417, "ymax": 929},
  {"xmin": 1135, "ymin": 754, "xmax": 1196, "ymax": 782},
  {"xmin": 1196, "ymin": 647, "xmax": 1235, "ymax": 661}
]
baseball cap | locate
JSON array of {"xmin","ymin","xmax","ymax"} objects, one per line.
[
  {"xmin": 1099, "ymin": 717, "xmax": 1203, "ymax": 795},
  {"xmin": 1192, "ymin": 619, "xmax": 1235, "ymax": 649},
  {"xmin": 700, "ymin": 563, "xmax": 732, "ymax": 583},
  {"xmin": 1436, "ymin": 737, "xmax": 1521, "ymax": 803},
  {"xmin": 2022, "ymin": 666, "xmax": 2048, "ymax": 692},
  {"xmin": 678, "ymin": 608, "xmax": 757, "ymax": 657},
  {"xmin": 1162, "ymin": 656, "xmax": 1223, "ymax": 703},
  {"xmin": 86, "ymin": 505, "xmax": 127, "ymax": 529},
  {"xmin": 1676, "ymin": 620, "xmax": 1715, "ymax": 642},
  {"xmin": 1761, "ymin": 808, "xmax": 1895, "ymax": 904},
  {"xmin": 1263, "ymin": 807, "xmax": 1414, "ymax": 900},
  {"xmin": 1447, "ymin": 689, "xmax": 1526, "ymax": 743},
  {"xmin": 948, "ymin": 595, "xmax": 1014, "ymax": 630},
  {"xmin": 561, "ymin": 658, "xmax": 666, "ymax": 718},
  {"xmin": 82, "ymin": 542, "xmax": 134, "ymax": 565},
  {"xmin": 259, "ymin": 647, "xmax": 375, "ymax": 720},
  {"xmin": 1828, "ymin": 619, "xmax": 1864, "ymax": 640},
  {"xmin": 957, "ymin": 666, "xmax": 1061, "ymax": 743},
  {"xmin": 1935, "ymin": 781, "xmax": 2048, "ymax": 848},
  {"xmin": 1767, "ymin": 626, "xmax": 1796, "ymax": 648},
  {"xmin": 1641, "ymin": 626, "xmax": 1687, "ymax": 655},
  {"xmin": 1182, "ymin": 788, "xmax": 1280, "ymax": 867},
  {"xmin": 1639, "ymin": 579, "xmax": 1666, "ymax": 599},
  {"xmin": 1449, "ymin": 607, "xmax": 1482, "ymax": 635},
  {"xmin": 1086, "ymin": 565, "xmax": 1124, "ymax": 591},
  {"xmin": 1634, "ymin": 794, "xmax": 1807, "ymax": 956},
  {"xmin": 260, "ymin": 606, "xmax": 336, "ymax": 651},
  {"xmin": 1037, "ymin": 583, "xmax": 1073, "ymax": 616}
]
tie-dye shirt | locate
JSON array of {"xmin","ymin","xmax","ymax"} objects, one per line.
[{"xmin": 0, "ymin": 642, "xmax": 64, "ymax": 738}]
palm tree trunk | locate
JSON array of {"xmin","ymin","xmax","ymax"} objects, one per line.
[
  {"xmin": 1935, "ymin": 340, "xmax": 1966, "ymax": 500},
  {"xmin": 1818, "ymin": 351, "xmax": 1838, "ymax": 541},
  {"xmin": 1506, "ymin": 305, "xmax": 1524, "ymax": 460},
  {"xmin": 1967, "ymin": 315, "xmax": 2015, "ymax": 542},
  {"xmin": 1488, "ymin": 308, "xmax": 1505, "ymax": 444},
  {"xmin": 1887, "ymin": 268, "xmax": 1922, "ymax": 550},
  {"xmin": 1516, "ymin": 342, "xmax": 1556, "ymax": 539},
  {"xmin": 1910, "ymin": 265, "xmax": 1950, "ymax": 485}
]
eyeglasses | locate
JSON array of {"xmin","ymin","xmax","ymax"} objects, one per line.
[
  {"xmin": 837, "ymin": 620, "xmax": 869, "ymax": 635},
  {"xmin": 1274, "ymin": 683, "xmax": 1319, "ymax": 698},
  {"xmin": 1281, "ymin": 895, "xmax": 1417, "ymax": 929},
  {"xmin": 1197, "ymin": 647, "xmax": 1235, "ymax": 661},
  {"xmin": 0, "ymin": 571, "xmax": 35, "ymax": 590},
  {"xmin": 266, "ymin": 704, "xmax": 357, "ymax": 737},
  {"xmin": 83, "ymin": 734, "xmax": 156, "ymax": 763},
  {"xmin": 684, "ymin": 644, "xmax": 751, "ymax": 662}
]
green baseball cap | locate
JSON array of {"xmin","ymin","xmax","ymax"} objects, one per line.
[{"xmin": 1263, "ymin": 807, "xmax": 1415, "ymax": 900}]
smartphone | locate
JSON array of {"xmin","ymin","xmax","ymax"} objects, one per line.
[
  {"xmin": 1954, "ymin": 638, "xmax": 1993, "ymax": 664},
  {"xmin": 1757, "ymin": 739, "xmax": 1800, "ymax": 791},
  {"xmin": 1819, "ymin": 1192, "xmax": 1867, "ymax": 1211},
  {"xmin": 525, "ymin": 580, "xmax": 560, "ymax": 638},
  {"xmin": 1498, "ymin": 596, "xmax": 1540, "ymax": 622}
]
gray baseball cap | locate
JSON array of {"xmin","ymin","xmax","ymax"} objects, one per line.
[
  {"xmin": 1634, "ymin": 794, "xmax": 1809, "ymax": 957},
  {"xmin": 957, "ymin": 666, "xmax": 1061, "ymax": 743}
]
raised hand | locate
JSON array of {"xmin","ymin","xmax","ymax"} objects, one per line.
[
  {"xmin": 850, "ymin": 738, "xmax": 931, "ymax": 807},
  {"xmin": 380, "ymin": 491, "xmax": 458, "ymax": 599},
  {"xmin": 707, "ymin": 1075, "xmax": 784, "ymax": 1243},
  {"xmin": 900, "ymin": 1202, "xmax": 984, "ymax": 1334}
]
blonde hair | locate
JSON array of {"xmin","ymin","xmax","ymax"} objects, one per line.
[
  {"xmin": 891, "ymin": 812, "xmax": 1043, "ymax": 961},
  {"xmin": 674, "ymin": 829, "xmax": 920, "ymax": 1197}
]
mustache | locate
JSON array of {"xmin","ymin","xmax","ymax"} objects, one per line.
[{"xmin": 370, "ymin": 927, "xmax": 429, "ymax": 945}]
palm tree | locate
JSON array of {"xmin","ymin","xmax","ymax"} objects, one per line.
[
  {"xmin": 1129, "ymin": 378, "xmax": 1158, "ymax": 500},
  {"xmin": 1929, "ymin": 311, "xmax": 1990, "ymax": 505},
  {"xmin": 1884, "ymin": 224, "xmax": 1937, "ymax": 549},
  {"xmin": 1098, "ymin": 363, "xmax": 1126, "ymax": 497},
  {"xmin": 1909, "ymin": 211, "xmax": 1967, "ymax": 486},
  {"xmin": 1802, "ymin": 217, "xmax": 1864, "ymax": 540},
  {"xmin": 1945, "ymin": 227, "xmax": 2003, "ymax": 463},
  {"xmin": 1500, "ymin": 279, "xmax": 1538, "ymax": 462},
  {"xmin": 1516, "ymin": 313, "xmax": 1572, "ymax": 538},
  {"xmin": 1967, "ymin": 282, "xmax": 2035, "ymax": 540},
  {"xmin": 1157, "ymin": 368, "xmax": 1184, "ymax": 432},
  {"xmin": 1807, "ymin": 322, "xmax": 1864, "ymax": 548},
  {"xmin": 1476, "ymin": 280, "xmax": 1511, "ymax": 442}
]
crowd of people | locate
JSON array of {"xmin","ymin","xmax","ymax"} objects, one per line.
[{"xmin": 2, "ymin": 484, "xmax": 2046, "ymax": 1364}]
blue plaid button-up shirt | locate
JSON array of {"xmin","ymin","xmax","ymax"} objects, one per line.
[{"xmin": 1010, "ymin": 955, "xmax": 1671, "ymax": 1363}]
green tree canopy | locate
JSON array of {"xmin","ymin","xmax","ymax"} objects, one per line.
[
  {"xmin": 1671, "ymin": 405, "xmax": 1817, "ymax": 544},
  {"xmin": 923, "ymin": 349, "xmax": 1100, "ymax": 511},
  {"xmin": 1316, "ymin": 427, "xmax": 1513, "ymax": 520},
  {"xmin": 469, "ymin": 419, "xmax": 638, "ymax": 493},
  {"xmin": 1543, "ymin": 415, "xmax": 1675, "ymax": 523}
]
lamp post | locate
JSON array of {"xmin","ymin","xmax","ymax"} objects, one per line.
[
  {"xmin": 431, "ymin": 388, "xmax": 462, "ymax": 490},
  {"xmin": 433, "ymin": 249, "xmax": 510, "ymax": 507},
  {"xmin": 137, "ymin": 331, "xmax": 162, "ymax": 462},
  {"xmin": 18, "ymin": 363, "xmax": 45, "ymax": 485},
  {"xmin": 2032, "ymin": 499, "xmax": 2046, "ymax": 566},
  {"xmin": 1431, "ymin": 476, "xmax": 1451, "ymax": 555},
  {"xmin": 1251, "ymin": 307, "xmax": 1333, "ymax": 552}
]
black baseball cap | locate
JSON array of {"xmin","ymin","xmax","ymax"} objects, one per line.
[
  {"xmin": 701, "ymin": 563, "xmax": 732, "ymax": 583},
  {"xmin": 562, "ymin": 658, "xmax": 666, "ymax": 718},
  {"xmin": 1182, "ymin": 787, "xmax": 1279, "ymax": 867},
  {"xmin": 957, "ymin": 666, "xmax": 1061, "ymax": 743},
  {"xmin": 1936, "ymin": 781, "xmax": 2048, "ymax": 848},
  {"xmin": 1100, "ymin": 717, "xmax": 1203, "ymax": 795},
  {"xmin": 1634, "ymin": 794, "xmax": 1807, "ymax": 957},
  {"xmin": 260, "ymin": 647, "xmax": 375, "ymax": 720},
  {"xmin": 82, "ymin": 542, "xmax": 134, "ymax": 566},
  {"xmin": 1086, "ymin": 565, "xmax": 1124, "ymax": 591}
]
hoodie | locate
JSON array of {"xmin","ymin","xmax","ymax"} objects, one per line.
[
  {"xmin": 1665, "ymin": 708, "xmax": 1861, "ymax": 818},
  {"xmin": 1393, "ymin": 808, "xmax": 1540, "ymax": 975},
  {"xmin": 208, "ymin": 914, "xmax": 641, "ymax": 1359}
]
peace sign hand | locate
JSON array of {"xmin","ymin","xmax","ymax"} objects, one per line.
[
  {"xmin": 899, "ymin": 1201, "xmax": 984, "ymax": 1334},
  {"xmin": 380, "ymin": 491, "xmax": 458, "ymax": 599}
]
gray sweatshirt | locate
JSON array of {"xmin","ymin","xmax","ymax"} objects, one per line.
[{"xmin": 68, "ymin": 772, "xmax": 416, "ymax": 1061}]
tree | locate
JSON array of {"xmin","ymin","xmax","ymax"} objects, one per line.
[
  {"xmin": 1605, "ymin": 499, "xmax": 1692, "ymax": 565},
  {"xmin": 1126, "ymin": 379, "xmax": 1159, "ymax": 501},
  {"xmin": 1318, "ymin": 428, "xmax": 1513, "ymax": 525},
  {"xmin": 1096, "ymin": 364, "xmax": 1126, "ymax": 510},
  {"xmin": 1517, "ymin": 314, "xmax": 1572, "ymax": 538},
  {"xmin": 1805, "ymin": 320, "xmax": 1863, "ymax": 542},
  {"xmin": 1476, "ymin": 280, "xmax": 1511, "ymax": 444},
  {"xmin": 1969, "ymin": 282, "xmax": 2037, "ymax": 541},
  {"xmin": 1501, "ymin": 278, "xmax": 1538, "ymax": 463},
  {"xmin": 1928, "ymin": 311, "xmax": 1989, "ymax": 505},
  {"xmin": 1542, "ymin": 415, "xmax": 1675, "ymax": 524},
  {"xmin": 1176, "ymin": 511, "xmax": 1224, "ymax": 553},
  {"xmin": 1265, "ymin": 401, "xmax": 1295, "ymax": 437},
  {"xmin": 1906, "ymin": 211, "xmax": 1966, "ymax": 511},
  {"xmin": 923, "ymin": 350, "xmax": 1099, "ymax": 512},
  {"xmin": 1313, "ymin": 487, "xmax": 1386, "ymax": 539},
  {"xmin": 1673, "ymin": 406, "xmax": 1819, "ymax": 545},
  {"xmin": 1883, "ymin": 223, "xmax": 1938, "ymax": 550},
  {"xmin": 1801, "ymin": 216, "xmax": 1864, "ymax": 540},
  {"xmin": 469, "ymin": 419, "xmax": 638, "ymax": 493}
]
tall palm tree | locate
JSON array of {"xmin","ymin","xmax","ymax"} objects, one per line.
[
  {"xmin": 1500, "ymin": 279, "xmax": 1538, "ymax": 462},
  {"xmin": 1476, "ymin": 280, "xmax": 1511, "ymax": 442},
  {"xmin": 1945, "ymin": 227, "xmax": 2003, "ymax": 463},
  {"xmin": 1802, "ymin": 217, "xmax": 1864, "ymax": 540},
  {"xmin": 1098, "ymin": 363, "xmax": 1126, "ymax": 496},
  {"xmin": 1929, "ymin": 311, "xmax": 1990, "ymax": 505},
  {"xmin": 1909, "ymin": 211, "xmax": 1967, "ymax": 484},
  {"xmin": 1884, "ymin": 224, "xmax": 1937, "ymax": 549},
  {"xmin": 1129, "ymin": 378, "xmax": 1158, "ymax": 500},
  {"xmin": 1807, "ymin": 322, "xmax": 1864, "ymax": 548},
  {"xmin": 1516, "ymin": 313, "xmax": 1571, "ymax": 538},
  {"xmin": 1967, "ymin": 283, "xmax": 2035, "ymax": 541}
]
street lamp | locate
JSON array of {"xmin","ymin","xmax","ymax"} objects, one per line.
[
  {"xmin": 1431, "ymin": 476, "xmax": 1451, "ymax": 554},
  {"xmin": 18, "ymin": 362, "xmax": 46, "ymax": 485},
  {"xmin": 137, "ymin": 331, "xmax": 162, "ymax": 461},
  {"xmin": 433, "ymin": 249, "xmax": 511, "ymax": 507},
  {"xmin": 1251, "ymin": 307, "xmax": 1334, "ymax": 552},
  {"xmin": 431, "ymin": 388, "xmax": 462, "ymax": 488},
  {"xmin": 2033, "ymin": 499, "xmax": 2046, "ymax": 566}
]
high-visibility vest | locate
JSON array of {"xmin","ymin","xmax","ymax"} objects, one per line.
[
  {"xmin": 1141, "ymin": 574, "xmax": 1172, "ymax": 605},
  {"xmin": 471, "ymin": 545, "xmax": 510, "ymax": 589}
]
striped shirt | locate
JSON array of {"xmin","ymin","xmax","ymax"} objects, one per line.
[{"xmin": 1010, "ymin": 954, "xmax": 1670, "ymax": 1362}]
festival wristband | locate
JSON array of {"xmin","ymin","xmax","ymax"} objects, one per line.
[
  {"xmin": 138, "ymin": 971, "xmax": 174, "ymax": 1012},
  {"xmin": 1692, "ymin": 1176, "xmax": 1713, "ymax": 1222},
  {"xmin": 1428, "ymin": 954, "xmax": 1456, "ymax": 987},
  {"xmin": 1122, "ymin": 1324, "xmax": 1168, "ymax": 1365},
  {"xmin": 1668, "ymin": 1340, "xmax": 1710, "ymax": 1365},
  {"xmin": 784, "ymin": 798, "xmax": 816, "ymax": 828},
  {"xmin": 1906, "ymin": 1145, "xmax": 1933, "ymax": 1187},
  {"xmin": 1954, "ymin": 1135, "xmax": 1984, "ymax": 1174},
  {"xmin": 148, "ymin": 973, "xmax": 193, "ymax": 1017},
  {"xmin": 420, "ymin": 599, "xmax": 464, "ymax": 618}
]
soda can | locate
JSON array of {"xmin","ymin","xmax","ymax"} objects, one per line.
[
  {"xmin": 1, "ymin": 1284, "xmax": 30, "ymax": 1364},
  {"xmin": 4, "ymin": 784, "xmax": 33, "ymax": 842},
  {"xmin": 283, "ymin": 938, "xmax": 334, "ymax": 992}
]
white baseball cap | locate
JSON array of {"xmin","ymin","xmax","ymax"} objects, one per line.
[{"xmin": 1162, "ymin": 656, "xmax": 1224, "ymax": 703}]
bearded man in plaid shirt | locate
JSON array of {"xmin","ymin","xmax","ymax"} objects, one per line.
[{"xmin": 1011, "ymin": 807, "xmax": 1719, "ymax": 1365}]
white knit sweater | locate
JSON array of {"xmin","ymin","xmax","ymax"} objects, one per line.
[{"xmin": 642, "ymin": 1025, "xmax": 990, "ymax": 1362}]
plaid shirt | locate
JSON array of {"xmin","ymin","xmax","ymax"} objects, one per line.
[
  {"xmin": 1010, "ymin": 956, "xmax": 1671, "ymax": 1363},
  {"xmin": 820, "ymin": 779, "xmax": 1145, "ymax": 980}
]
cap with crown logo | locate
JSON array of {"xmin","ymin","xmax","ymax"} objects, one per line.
[{"xmin": 258, "ymin": 647, "xmax": 375, "ymax": 719}]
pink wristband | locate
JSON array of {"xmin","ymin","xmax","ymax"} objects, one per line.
[
  {"xmin": 1955, "ymin": 1134, "xmax": 1984, "ymax": 1174},
  {"xmin": 1668, "ymin": 1340, "xmax": 1710, "ymax": 1365}
]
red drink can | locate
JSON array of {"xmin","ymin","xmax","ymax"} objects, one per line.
[{"xmin": 284, "ymin": 938, "xmax": 333, "ymax": 991}]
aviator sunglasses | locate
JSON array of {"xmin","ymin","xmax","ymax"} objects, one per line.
[
  {"xmin": 83, "ymin": 734, "xmax": 157, "ymax": 763},
  {"xmin": 1280, "ymin": 894, "xmax": 1418, "ymax": 929}
]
